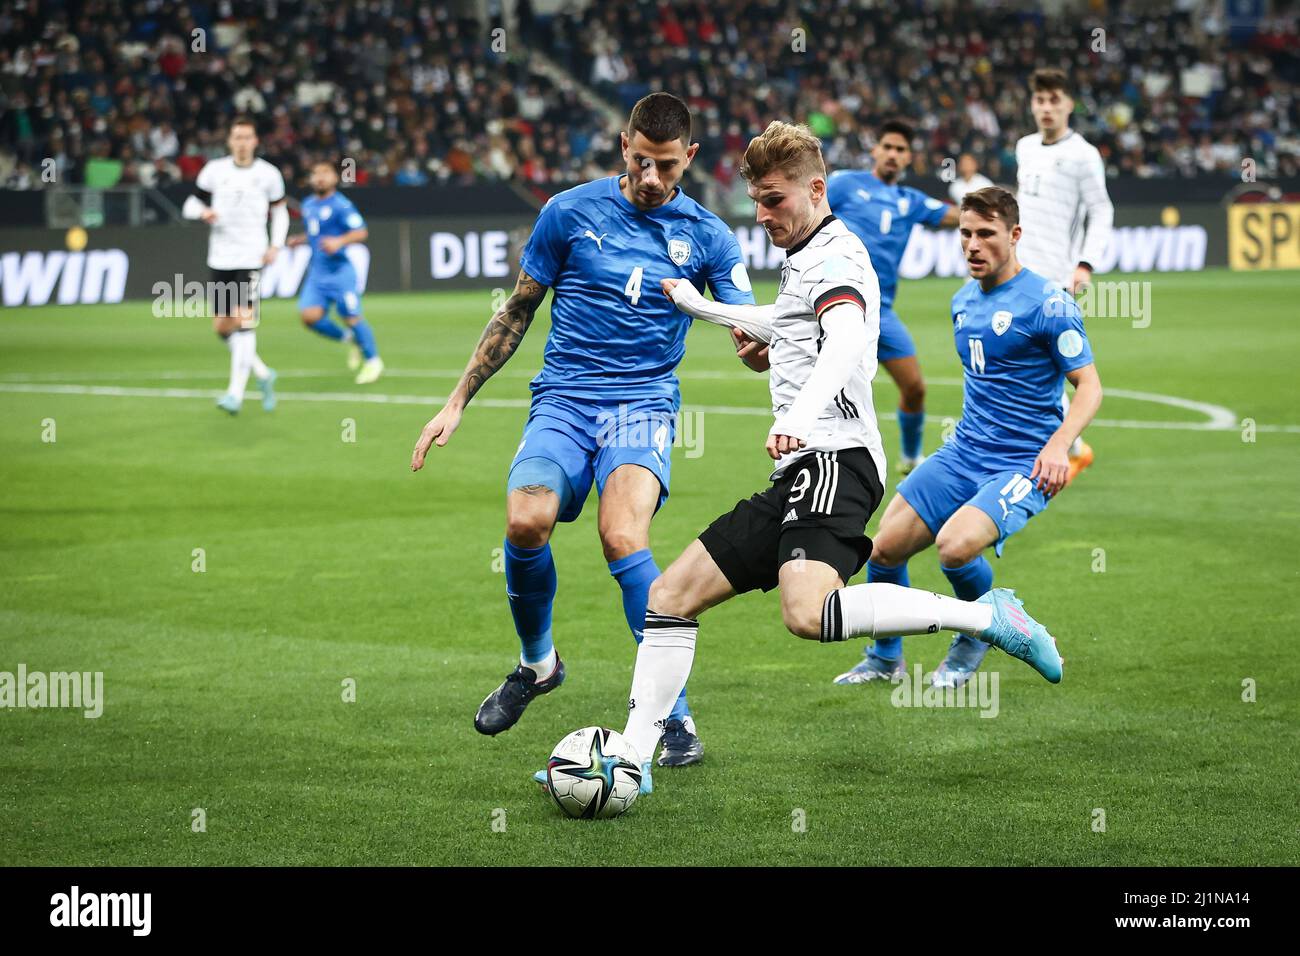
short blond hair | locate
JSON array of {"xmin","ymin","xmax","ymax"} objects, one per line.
[{"xmin": 741, "ymin": 121, "xmax": 826, "ymax": 184}]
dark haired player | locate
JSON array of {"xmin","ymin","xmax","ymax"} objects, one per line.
[
  {"xmin": 1016, "ymin": 68, "xmax": 1114, "ymax": 485},
  {"xmin": 183, "ymin": 116, "xmax": 287, "ymax": 415},
  {"xmin": 288, "ymin": 162, "xmax": 381, "ymax": 384},
  {"xmin": 835, "ymin": 186, "xmax": 1101, "ymax": 690},
  {"xmin": 411, "ymin": 92, "xmax": 754, "ymax": 772}
]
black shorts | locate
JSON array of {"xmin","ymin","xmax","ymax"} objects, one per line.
[
  {"xmin": 209, "ymin": 268, "xmax": 262, "ymax": 322},
  {"xmin": 698, "ymin": 447, "xmax": 884, "ymax": 594}
]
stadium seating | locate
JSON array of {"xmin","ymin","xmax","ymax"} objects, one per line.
[{"xmin": 1, "ymin": 0, "xmax": 1295, "ymax": 190}]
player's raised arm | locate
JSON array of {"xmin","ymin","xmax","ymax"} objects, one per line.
[
  {"xmin": 410, "ymin": 267, "xmax": 548, "ymax": 470},
  {"xmin": 661, "ymin": 278, "xmax": 775, "ymax": 344}
]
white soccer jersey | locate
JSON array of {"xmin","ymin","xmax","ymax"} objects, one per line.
[
  {"xmin": 195, "ymin": 156, "xmax": 286, "ymax": 270},
  {"xmin": 1014, "ymin": 131, "xmax": 1114, "ymax": 287},
  {"xmin": 949, "ymin": 172, "xmax": 993, "ymax": 204},
  {"xmin": 769, "ymin": 215, "xmax": 886, "ymax": 483}
]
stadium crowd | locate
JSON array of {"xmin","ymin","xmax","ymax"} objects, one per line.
[{"xmin": 1, "ymin": 0, "xmax": 1296, "ymax": 192}]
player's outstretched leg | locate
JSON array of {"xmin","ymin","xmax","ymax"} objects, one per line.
[
  {"xmin": 822, "ymin": 583, "xmax": 1062, "ymax": 683},
  {"xmin": 834, "ymin": 560, "xmax": 908, "ymax": 684}
]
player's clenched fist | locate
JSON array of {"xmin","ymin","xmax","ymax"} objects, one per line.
[
  {"xmin": 733, "ymin": 327, "xmax": 770, "ymax": 372},
  {"xmin": 766, "ymin": 433, "xmax": 806, "ymax": 460},
  {"xmin": 411, "ymin": 405, "xmax": 463, "ymax": 471}
]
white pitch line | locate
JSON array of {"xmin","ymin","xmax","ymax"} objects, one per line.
[{"xmin": 2, "ymin": 381, "xmax": 1296, "ymax": 433}]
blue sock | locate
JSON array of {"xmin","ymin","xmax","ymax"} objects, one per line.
[
  {"xmin": 866, "ymin": 560, "xmax": 909, "ymax": 660},
  {"xmin": 898, "ymin": 408, "xmax": 925, "ymax": 460},
  {"xmin": 349, "ymin": 319, "xmax": 378, "ymax": 359},
  {"xmin": 941, "ymin": 555, "xmax": 994, "ymax": 602},
  {"xmin": 307, "ymin": 317, "xmax": 347, "ymax": 341},
  {"xmin": 610, "ymin": 549, "xmax": 690, "ymax": 722},
  {"xmin": 504, "ymin": 539, "xmax": 556, "ymax": 665}
]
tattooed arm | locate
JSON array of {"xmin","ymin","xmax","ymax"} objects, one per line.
[{"xmin": 411, "ymin": 269, "xmax": 548, "ymax": 470}]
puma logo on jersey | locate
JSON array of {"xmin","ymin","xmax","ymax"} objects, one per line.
[
  {"xmin": 584, "ymin": 230, "xmax": 607, "ymax": 250},
  {"xmin": 783, "ymin": 509, "xmax": 799, "ymax": 523}
]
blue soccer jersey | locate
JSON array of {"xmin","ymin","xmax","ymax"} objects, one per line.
[
  {"xmin": 950, "ymin": 268, "xmax": 1095, "ymax": 468},
  {"xmin": 519, "ymin": 176, "xmax": 755, "ymax": 404},
  {"xmin": 827, "ymin": 170, "xmax": 948, "ymax": 309},
  {"xmin": 301, "ymin": 191, "xmax": 367, "ymax": 276}
]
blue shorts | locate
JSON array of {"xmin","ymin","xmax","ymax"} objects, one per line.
[
  {"xmin": 877, "ymin": 305, "xmax": 916, "ymax": 362},
  {"xmin": 507, "ymin": 395, "xmax": 677, "ymax": 523},
  {"xmin": 896, "ymin": 440, "xmax": 1050, "ymax": 557},
  {"xmin": 299, "ymin": 268, "xmax": 361, "ymax": 319}
]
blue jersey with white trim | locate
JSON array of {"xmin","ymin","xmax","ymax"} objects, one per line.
[
  {"xmin": 302, "ymin": 191, "xmax": 366, "ymax": 276},
  {"xmin": 950, "ymin": 268, "xmax": 1095, "ymax": 468},
  {"xmin": 519, "ymin": 176, "xmax": 754, "ymax": 403},
  {"xmin": 827, "ymin": 170, "xmax": 948, "ymax": 309}
]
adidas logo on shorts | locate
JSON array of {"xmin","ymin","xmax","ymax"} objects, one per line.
[{"xmin": 783, "ymin": 509, "xmax": 798, "ymax": 523}]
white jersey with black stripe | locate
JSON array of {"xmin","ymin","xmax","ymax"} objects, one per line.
[
  {"xmin": 195, "ymin": 156, "xmax": 286, "ymax": 270},
  {"xmin": 1014, "ymin": 130, "xmax": 1114, "ymax": 287},
  {"xmin": 768, "ymin": 215, "xmax": 886, "ymax": 483}
]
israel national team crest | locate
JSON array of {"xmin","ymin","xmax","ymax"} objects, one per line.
[
  {"xmin": 992, "ymin": 310, "xmax": 1013, "ymax": 336},
  {"xmin": 897, "ymin": 197, "xmax": 910, "ymax": 216},
  {"xmin": 668, "ymin": 239, "xmax": 691, "ymax": 266}
]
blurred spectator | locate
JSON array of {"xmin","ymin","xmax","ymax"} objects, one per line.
[{"xmin": 1, "ymin": 0, "xmax": 1294, "ymax": 195}]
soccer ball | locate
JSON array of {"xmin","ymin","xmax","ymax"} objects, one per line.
[{"xmin": 546, "ymin": 726, "xmax": 642, "ymax": 819}]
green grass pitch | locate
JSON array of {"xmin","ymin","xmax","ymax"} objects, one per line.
[{"xmin": 1, "ymin": 268, "xmax": 1297, "ymax": 865}]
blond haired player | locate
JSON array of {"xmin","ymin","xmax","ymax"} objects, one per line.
[{"xmin": 612, "ymin": 123, "xmax": 1063, "ymax": 787}]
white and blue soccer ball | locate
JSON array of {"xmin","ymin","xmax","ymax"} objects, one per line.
[{"xmin": 546, "ymin": 726, "xmax": 642, "ymax": 819}]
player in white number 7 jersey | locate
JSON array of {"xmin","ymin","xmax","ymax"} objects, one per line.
[
  {"xmin": 182, "ymin": 116, "xmax": 288, "ymax": 415},
  {"xmin": 615, "ymin": 123, "xmax": 1065, "ymax": 789},
  {"xmin": 1015, "ymin": 68, "xmax": 1114, "ymax": 484}
]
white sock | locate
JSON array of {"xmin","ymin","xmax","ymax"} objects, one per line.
[
  {"xmin": 822, "ymin": 583, "xmax": 992, "ymax": 642},
  {"xmin": 241, "ymin": 330, "xmax": 270, "ymax": 380},
  {"xmin": 522, "ymin": 648, "xmax": 557, "ymax": 682},
  {"xmin": 226, "ymin": 332, "xmax": 251, "ymax": 401},
  {"xmin": 622, "ymin": 613, "xmax": 698, "ymax": 766}
]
